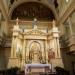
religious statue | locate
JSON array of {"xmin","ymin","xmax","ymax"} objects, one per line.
[
  {"xmin": 48, "ymin": 49, "xmax": 55, "ymax": 62},
  {"xmin": 33, "ymin": 18, "xmax": 38, "ymax": 29},
  {"xmin": 29, "ymin": 42, "xmax": 42, "ymax": 63}
]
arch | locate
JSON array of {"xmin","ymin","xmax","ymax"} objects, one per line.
[
  {"xmin": 28, "ymin": 40, "xmax": 42, "ymax": 63},
  {"xmin": 26, "ymin": 40, "xmax": 44, "ymax": 57},
  {"xmin": 29, "ymin": 41, "xmax": 41, "ymax": 51},
  {"xmin": 8, "ymin": 0, "xmax": 58, "ymax": 20},
  {"xmin": 29, "ymin": 40, "xmax": 41, "ymax": 52}
]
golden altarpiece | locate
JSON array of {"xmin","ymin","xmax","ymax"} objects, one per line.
[{"xmin": 8, "ymin": 19, "xmax": 63, "ymax": 72}]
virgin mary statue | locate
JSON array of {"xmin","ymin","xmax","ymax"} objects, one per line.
[{"xmin": 29, "ymin": 42, "xmax": 41, "ymax": 63}]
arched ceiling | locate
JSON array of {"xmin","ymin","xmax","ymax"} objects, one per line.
[
  {"xmin": 11, "ymin": 2, "xmax": 55, "ymax": 21},
  {"xmin": 9, "ymin": 0, "xmax": 58, "ymax": 21}
]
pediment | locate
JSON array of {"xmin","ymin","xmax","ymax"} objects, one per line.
[{"xmin": 25, "ymin": 29, "xmax": 46, "ymax": 35}]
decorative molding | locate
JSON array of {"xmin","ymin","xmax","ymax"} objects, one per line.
[{"xmin": 25, "ymin": 29, "xmax": 46, "ymax": 35}]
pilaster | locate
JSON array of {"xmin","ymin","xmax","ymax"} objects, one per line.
[{"xmin": 45, "ymin": 39, "xmax": 48, "ymax": 63}]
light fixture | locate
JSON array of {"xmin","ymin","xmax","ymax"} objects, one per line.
[{"xmin": 66, "ymin": 0, "xmax": 69, "ymax": 3}]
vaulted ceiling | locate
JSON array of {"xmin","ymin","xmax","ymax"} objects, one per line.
[
  {"xmin": 10, "ymin": 0, "xmax": 58, "ymax": 8},
  {"xmin": 11, "ymin": 2, "xmax": 55, "ymax": 21},
  {"xmin": 9, "ymin": 0, "xmax": 58, "ymax": 21},
  {"xmin": 0, "ymin": 0, "xmax": 59, "ymax": 21}
]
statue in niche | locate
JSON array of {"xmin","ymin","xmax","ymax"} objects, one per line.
[{"xmin": 29, "ymin": 42, "xmax": 42, "ymax": 63}]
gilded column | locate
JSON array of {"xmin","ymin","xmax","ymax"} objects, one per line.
[
  {"xmin": 8, "ymin": 18, "xmax": 20, "ymax": 68},
  {"xmin": 45, "ymin": 39, "xmax": 48, "ymax": 63},
  {"xmin": 11, "ymin": 18, "xmax": 20, "ymax": 57},
  {"xmin": 25, "ymin": 40, "xmax": 29, "ymax": 63},
  {"xmin": 11, "ymin": 36, "xmax": 17, "ymax": 57},
  {"xmin": 23, "ymin": 35, "xmax": 26, "ymax": 64}
]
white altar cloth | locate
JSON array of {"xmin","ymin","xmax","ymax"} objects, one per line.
[
  {"xmin": 25, "ymin": 64, "xmax": 51, "ymax": 74},
  {"xmin": 25, "ymin": 64, "xmax": 51, "ymax": 68}
]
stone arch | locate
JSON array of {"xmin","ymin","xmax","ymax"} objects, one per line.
[
  {"xmin": 8, "ymin": 0, "xmax": 58, "ymax": 20},
  {"xmin": 29, "ymin": 41, "xmax": 41, "ymax": 51}
]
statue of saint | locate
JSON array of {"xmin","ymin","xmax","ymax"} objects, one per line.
[
  {"xmin": 48, "ymin": 49, "xmax": 55, "ymax": 62},
  {"xmin": 33, "ymin": 18, "xmax": 38, "ymax": 29},
  {"xmin": 29, "ymin": 42, "xmax": 41, "ymax": 63}
]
